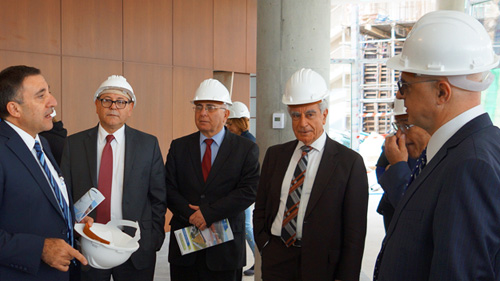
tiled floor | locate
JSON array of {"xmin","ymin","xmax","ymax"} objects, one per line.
[{"xmin": 153, "ymin": 194, "xmax": 385, "ymax": 281}]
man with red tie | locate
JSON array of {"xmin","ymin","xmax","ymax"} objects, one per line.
[
  {"xmin": 165, "ymin": 78, "xmax": 260, "ymax": 281},
  {"xmin": 253, "ymin": 68, "xmax": 368, "ymax": 281},
  {"xmin": 61, "ymin": 75, "xmax": 167, "ymax": 281}
]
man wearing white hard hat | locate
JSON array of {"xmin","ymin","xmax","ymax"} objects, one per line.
[
  {"xmin": 61, "ymin": 75, "xmax": 167, "ymax": 280},
  {"xmin": 254, "ymin": 68, "xmax": 368, "ymax": 281},
  {"xmin": 165, "ymin": 79, "xmax": 259, "ymax": 281},
  {"xmin": 374, "ymin": 10, "xmax": 500, "ymax": 281},
  {"xmin": 376, "ymin": 99, "xmax": 430, "ymax": 231}
]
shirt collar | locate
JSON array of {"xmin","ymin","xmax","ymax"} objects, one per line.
[
  {"xmin": 199, "ymin": 127, "xmax": 226, "ymax": 147},
  {"xmin": 427, "ymin": 105, "xmax": 484, "ymax": 162},
  {"xmin": 98, "ymin": 123, "xmax": 125, "ymax": 144},
  {"xmin": 4, "ymin": 120, "xmax": 41, "ymax": 151},
  {"xmin": 296, "ymin": 130, "xmax": 327, "ymax": 153}
]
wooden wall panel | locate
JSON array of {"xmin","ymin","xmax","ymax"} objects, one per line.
[
  {"xmin": 0, "ymin": 0, "xmax": 61, "ymax": 55},
  {"xmin": 231, "ymin": 72, "xmax": 250, "ymax": 105},
  {"xmin": 124, "ymin": 0, "xmax": 173, "ymax": 65},
  {"xmin": 0, "ymin": 51, "xmax": 62, "ymax": 118},
  {"xmin": 62, "ymin": 0, "xmax": 122, "ymax": 60},
  {"xmin": 61, "ymin": 57, "xmax": 122, "ymax": 135},
  {"xmin": 172, "ymin": 67, "xmax": 213, "ymax": 138},
  {"xmin": 173, "ymin": 0, "xmax": 213, "ymax": 69},
  {"xmin": 246, "ymin": 0, "xmax": 257, "ymax": 74},
  {"xmin": 124, "ymin": 62, "xmax": 173, "ymax": 154},
  {"xmin": 214, "ymin": 0, "xmax": 247, "ymax": 73}
]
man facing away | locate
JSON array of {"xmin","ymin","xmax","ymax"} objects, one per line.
[
  {"xmin": 0, "ymin": 65, "xmax": 89, "ymax": 280},
  {"xmin": 165, "ymin": 78, "xmax": 260, "ymax": 281},
  {"xmin": 254, "ymin": 68, "xmax": 368, "ymax": 281},
  {"xmin": 374, "ymin": 10, "xmax": 500, "ymax": 280},
  {"xmin": 61, "ymin": 75, "xmax": 167, "ymax": 281}
]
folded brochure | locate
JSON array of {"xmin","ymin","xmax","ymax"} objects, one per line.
[
  {"xmin": 74, "ymin": 187, "xmax": 105, "ymax": 222},
  {"xmin": 175, "ymin": 218, "xmax": 234, "ymax": 255}
]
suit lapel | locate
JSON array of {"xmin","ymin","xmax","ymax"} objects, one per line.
[
  {"xmin": 2, "ymin": 123, "xmax": 65, "ymax": 219},
  {"xmin": 304, "ymin": 137, "xmax": 339, "ymax": 218},
  {"xmin": 386, "ymin": 114, "xmax": 493, "ymax": 237},
  {"xmin": 84, "ymin": 126, "xmax": 99, "ymax": 188},
  {"xmin": 188, "ymin": 132, "xmax": 205, "ymax": 188}
]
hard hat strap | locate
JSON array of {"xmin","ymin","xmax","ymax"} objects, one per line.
[{"xmin": 447, "ymin": 71, "xmax": 494, "ymax": 92}]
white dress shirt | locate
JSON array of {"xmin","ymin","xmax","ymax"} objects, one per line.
[
  {"xmin": 427, "ymin": 105, "xmax": 485, "ymax": 163},
  {"xmin": 97, "ymin": 124, "xmax": 125, "ymax": 222},
  {"xmin": 271, "ymin": 131, "xmax": 327, "ymax": 239},
  {"xmin": 4, "ymin": 120, "xmax": 69, "ymax": 205}
]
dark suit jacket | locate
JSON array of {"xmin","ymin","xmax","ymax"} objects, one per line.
[
  {"xmin": 254, "ymin": 136, "xmax": 368, "ymax": 281},
  {"xmin": 165, "ymin": 129, "xmax": 260, "ymax": 271},
  {"xmin": 0, "ymin": 121, "xmax": 73, "ymax": 281},
  {"xmin": 60, "ymin": 124, "xmax": 167, "ymax": 270},
  {"xmin": 376, "ymin": 114, "xmax": 500, "ymax": 280}
]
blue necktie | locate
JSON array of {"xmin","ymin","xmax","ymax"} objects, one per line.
[
  {"xmin": 34, "ymin": 141, "xmax": 73, "ymax": 246},
  {"xmin": 406, "ymin": 147, "xmax": 427, "ymax": 189}
]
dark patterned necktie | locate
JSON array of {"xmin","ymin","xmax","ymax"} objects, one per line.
[
  {"xmin": 406, "ymin": 147, "xmax": 427, "ymax": 189},
  {"xmin": 34, "ymin": 141, "xmax": 73, "ymax": 246},
  {"xmin": 97, "ymin": 134, "xmax": 114, "ymax": 223},
  {"xmin": 281, "ymin": 145, "xmax": 312, "ymax": 247}
]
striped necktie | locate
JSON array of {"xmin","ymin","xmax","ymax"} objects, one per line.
[
  {"xmin": 34, "ymin": 141, "xmax": 73, "ymax": 246},
  {"xmin": 406, "ymin": 147, "xmax": 427, "ymax": 189},
  {"xmin": 281, "ymin": 145, "xmax": 312, "ymax": 247}
]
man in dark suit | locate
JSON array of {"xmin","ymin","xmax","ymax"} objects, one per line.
[
  {"xmin": 0, "ymin": 65, "xmax": 88, "ymax": 280},
  {"xmin": 374, "ymin": 10, "xmax": 500, "ymax": 280},
  {"xmin": 165, "ymin": 78, "xmax": 260, "ymax": 281},
  {"xmin": 254, "ymin": 68, "xmax": 368, "ymax": 281},
  {"xmin": 61, "ymin": 75, "xmax": 167, "ymax": 281}
]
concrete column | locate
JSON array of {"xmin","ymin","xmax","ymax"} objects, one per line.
[
  {"xmin": 436, "ymin": 0, "xmax": 466, "ymax": 11},
  {"xmin": 256, "ymin": 0, "xmax": 330, "ymax": 161}
]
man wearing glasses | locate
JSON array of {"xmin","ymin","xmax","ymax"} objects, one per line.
[
  {"xmin": 61, "ymin": 75, "xmax": 167, "ymax": 281},
  {"xmin": 376, "ymin": 99, "xmax": 430, "ymax": 232},
  {"xmin": 374, "ymin": 10, "xmax": 500, "ymax": 281},
  {"xmin": 165, "ymin": 78, "xmax": 259, "ymax": 281}
]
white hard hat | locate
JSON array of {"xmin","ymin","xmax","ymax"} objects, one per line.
[
  {"xmin": 282, "ymin": 68, "xmax": 329, "ymax": 105},
  {"xmin": 387, "ymin": 10, "xmax": 499, "ymax": 76},
  {"xmin": 75, "ymin": 220, "xmax": 140, "ymax": 269},
  {"xmin": 393, "ymin": 98, "xmax": 407, "ymax": 116},
  {"xmin": 192, "ymin": 78, "xmax": 232, "ymax": 105},
  {"xmin": 228, "ymin": 101, "xmax": 250, "ymax": 119},
  {"xmin": 94, "ymin": 75, "xmax": 136, "ymax": 105}
]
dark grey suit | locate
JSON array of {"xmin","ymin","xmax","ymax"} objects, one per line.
[
  {"xmin": 165, "ymin": 129, "xmax": 260, "ymax": 279},
  {"xmin": 254, "ymin": 136, "xmax": 368, "ymax": 281},
  {"xmin": 60, "ymin": 124, "xmax": 167, "ymax": 278}
]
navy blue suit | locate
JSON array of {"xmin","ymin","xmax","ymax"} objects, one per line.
[
  {"xmin": 376, "ymin": 114, "xmax": 500, "ymax": 280},
  {"xmin": 0, "ymin": 121, "xmax": 73, "ymax": 281}
]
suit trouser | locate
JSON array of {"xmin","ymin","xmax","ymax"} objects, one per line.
[
  {"xmin": 261, "ymin": 235, "xmax": 302, "ymax": 281},
  {"xmin": 80, "ymin": 257, "xmax": 155, "ymax": 281},
  {"xmin": 170, "ymin": 250, "xmax": 242, "ymax": 281}
]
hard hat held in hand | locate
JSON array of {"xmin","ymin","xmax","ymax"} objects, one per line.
[
  {"xmin": 393, "ymin": 98, "xmax": 407, "ymax": 116},
  {"xmin": 228, "ymin": 101, "xmax": 250, "ymax": 119},
  {"xmin": 192, "ymin": 78, "xmax": 232, "ymax": 105},
  {"xmin": 75, "ymin": 220, "xmax": 141, "ymax": 269},
  {"xmin": 283, "ymin": 68, "xmax": 329, "ymax": 105},
  {"xmin": 387, "ymin": 10, "xmax": 499, "ymax": 76},
  {"xmin": 94, "ymin": 75, "xmax": 136, "ymax": 105}
]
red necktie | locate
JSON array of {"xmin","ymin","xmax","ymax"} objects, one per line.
[
  {"xmin": 96, "ymin": 134, "xmax": 114, "ymax": 223},
  {"xmin": 202, "ymin": 139, "xmax": 213, "ymax": 181}
]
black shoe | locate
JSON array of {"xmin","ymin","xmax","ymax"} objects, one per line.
[{"xmin": 243, "ymin": 265, "xmax": 254, "ymax": 276}]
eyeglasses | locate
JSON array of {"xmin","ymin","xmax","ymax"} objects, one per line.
[
  {"xmin": 397, "ymin": 79, "xmax": 439, "ymax": 96},
  {"xmin": 98, "ymin": 98, "xmax": 131, "ymax": 109},
  {"xmin": 391, "ymin": 122, "xmax": 414, "ymax": 133},
  {"xmin": 193, "ymin": 104, "xmax": 226, "ymax": 113}
]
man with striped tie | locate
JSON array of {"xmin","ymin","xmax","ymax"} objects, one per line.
[
  {"xmin": 0, "ymin": 65, "xmax": 89, "ymax": 280},
  {"xmin": 254, "ymin": 68, "xmax": 368, "ymax": 281}
]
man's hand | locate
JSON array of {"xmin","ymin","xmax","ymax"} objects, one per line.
[
  {"xmin": 41, "ymin": 238, "xmax": 88, "ymax": 272},
  {"xmin": 385, "ymin": 132, "xmax": 408, "ymax": 165},
  {"xmin": 188, "ymin": 204, "xmax": 208, "ymax": 230}
]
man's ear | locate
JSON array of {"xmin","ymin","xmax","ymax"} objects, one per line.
[
  {"xmin": 436, "ymin": 81, "xmax": 452, "ymax": 104},
  {"xmin": 6, "ymin": 101, "xmax": 21, "ymax": 118}
]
